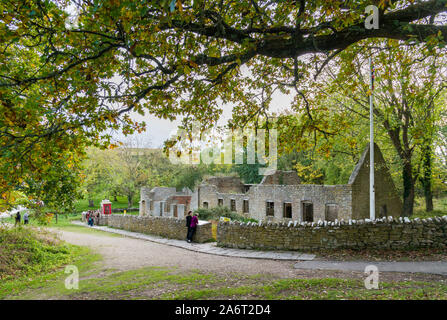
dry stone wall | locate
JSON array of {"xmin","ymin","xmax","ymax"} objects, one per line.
[
  {"xmin": 217, "ymin": 216, "xmax": 447, "ymax": 251},
  {"xmin": 97, "ymin": 214, "xmax": 213, "ymax": 243}
]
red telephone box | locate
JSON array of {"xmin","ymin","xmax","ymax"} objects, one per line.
[{"xmin": 101, "ymin": 200, "xmax": 112, "ymax": 215}]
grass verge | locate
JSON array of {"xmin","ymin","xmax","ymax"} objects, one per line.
[
  {"xmin": 0, "ymin": 226, "xmax": 100, "ymax": 299},
  {"xmin": 9, "ymin": 264, "xmax": 447, "ymax": 300}
]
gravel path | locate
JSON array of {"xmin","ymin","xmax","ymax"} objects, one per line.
[
  {"xmin": 54, "ymin": 228, "xmax": 302, "ymax": 277},
  {"xmin": 50, "ymin": 228, "xmax": 447, "ymax": 283}
]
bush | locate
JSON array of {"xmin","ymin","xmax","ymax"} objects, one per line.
[
  {"xmin": 0, "ymin": 226, "xmax": 74, "ymax": 282},
  {"xmin": 194, "ymin": 206, "xmax": 258, "ymax": 223}
]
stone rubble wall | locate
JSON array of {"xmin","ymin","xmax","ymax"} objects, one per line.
[
  {"xmin": 97, "ymin": 214, "xmax": 214, "ymax": 243},
  {"xmin": 217, "ymin": 216, "xmax": 447, "ymax": 251}
]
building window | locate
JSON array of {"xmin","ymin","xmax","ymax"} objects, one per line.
[
  {"xmin": 160, "ymin": 202, "xmax": 164, "ymax": 216},
  {"xmin": 243, "ymin": 200, "xmax": 249, "ymax": 213},
  {"xmin": 302, "ymin": 202, "xmax": 313, "ymax": 222},
  {"xmin": 379, "ymin": 205, "xmax": 387, "ymax": 218},
  {"xmin": 325, "ymin": 204, "xmax": 338, "ymax": 222},
  {"xmin": 266, "ymin": 201, "xmax": 274, "ymax": 216},
  {"xmin": 202, "ymin": 201, "xmax": 208, "ymax": 209},
  {"xmin": 283, "ymin": 202, "xmax": 292, "ymax": 219},
  {"xmin": 230, "ymin": 199, "xmax": 236, "ymax": 211},
  {"xmin": 150, "ymin": 201, "xmax": 154, "ymax": 211},
  {"xmin": 218, "ymin": 199, "xmax": 223, "ymax": 207},
  {"xmin": 173, "ymin": 205, "xmax": 178, "ymax": 218}
]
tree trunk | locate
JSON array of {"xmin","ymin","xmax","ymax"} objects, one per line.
[
  {"xmin": 113, "ymin": 195, "xmax": 118, "ymax": 202},
  {"xmin": 402, "ymin": 161, "xmax": 415, "ymax": 217},
  {"xmin": 127, "ymin": 195, "xmax": 133, "ymax": 208},
  {"xmin": 88, "ymin": 199, "xmax": 94, "ymax": 207},
  {"xmin": 384, "ymin": 120, "xmax": 416, "ymax": 217},
  {"xmin": 421, "ymin": 144, "xmax": 434, "ymax": 212}
]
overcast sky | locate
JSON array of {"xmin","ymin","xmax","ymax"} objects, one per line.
[{"xmin": 120, "ymin": 91, "xmax": 294, "ymax": 148}]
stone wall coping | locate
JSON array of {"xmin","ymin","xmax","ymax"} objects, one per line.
[{"xmin": 218, "ymin": 215, "xmax": 447, "ymax": 229}]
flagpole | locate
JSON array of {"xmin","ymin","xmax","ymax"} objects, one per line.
[{"xmin": 369, "ymin": 57, "xmax": 375, "ymax": 220}]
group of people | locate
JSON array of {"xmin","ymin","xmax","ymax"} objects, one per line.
[
  {"xmin": 185, "ymin": 211, "xmax": 199, "ymax": 243},
  {"xmin": 85, "ymin": 210, "xmax": 100, "ymax": 227},
  {"xmin": 14, "ymin": 211, "xmax": 29, "ymax": 226}
]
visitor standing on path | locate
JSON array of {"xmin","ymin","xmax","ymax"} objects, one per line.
[
  {"xmin": 23, "ymin": 211, "xmax": 29, "ymax": 225},
  {"xmin": 187, "ymin": 213, "xmax": 199, "ymax": 243},
  {"xmin": 185, "ymin": 211, "xmax": 192, "ymax": 241},
  {"xmin": 88, "ymin": 210, "xmax": 94, "ymax": 227},
  {"xmin": 14, "ymin": 211, "xmax": 21, "ymax": 226}
]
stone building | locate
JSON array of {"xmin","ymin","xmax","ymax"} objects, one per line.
[
  {"xmin": 191, "ymin": 143, "xmax": 402, "ymax": 222},
  {"xmin": 140, "ymin": 143, "xmax": 403, "ymax": 222},
  {"xmin": 139, "ymin": 186, "xmax": 192, "ymax": 219}
]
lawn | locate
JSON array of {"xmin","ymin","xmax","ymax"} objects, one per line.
[
  {"xmin": 413, "ymin": 196, "xmax": 447, "ymax": 219},
  {"xmin": 0, "ymin": 225, "xmax": 98, "ymax": 299},
  {"xmin": 74, "ymin": 195, "xmax": 139, "ymax": 213},
  {"xmin": 7, "ymin": 262, "xmax": 447, "ymax": 300},
  {"xmin": 2, "ymin": 221, "xmax": 447, "ymax": 300},
  {"xmin": 2, "ymin": 213, "xmax": 82, "ymax": 227}
]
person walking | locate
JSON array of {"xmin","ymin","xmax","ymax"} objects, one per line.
[
  {"xmin": 187, "ymin": 212, "xmax": 199, "ymax": 243},
  {"xmin": 88, "ymin": 211, "xmax": 94, "ymax": 227},
  {"xmin": 95, "ymin": 210, "xmax": 100, "ymax": 225},
  {"xmin": 185, "ymin": 211, "xmax": 192, "ymax": 241},
  {"xmin": 23, "ymin": 211, "xmax": 29, "ymax": 225},
  {"xmin": 14, "ymin": 211, "xmax": 21, "ymax": 227}
]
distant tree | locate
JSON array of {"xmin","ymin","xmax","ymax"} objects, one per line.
[
  {"xmin": 112, "ymin": 137, "xmax": 152, "ymax": 208},
  {"xmin": 174, "ymin": 165, "xmax": 206, "ymax": 191}
]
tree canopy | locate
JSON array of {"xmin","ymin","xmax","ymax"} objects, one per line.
[{"xmin": 1, "ymin": 0, "xmax": 447, "ymax": 208}]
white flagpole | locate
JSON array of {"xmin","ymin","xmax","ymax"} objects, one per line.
[{"xmin": 369, "ymin": 57, "xmax": 375, "ymax": 220}]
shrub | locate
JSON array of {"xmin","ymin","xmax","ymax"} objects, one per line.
[
  {"xmin": 0, "ymin": 226, "xmax": 74, "ymax": 282},
  {"xmin": 194, "ymin": 206, "xmax": 258, "ymax": 223}
]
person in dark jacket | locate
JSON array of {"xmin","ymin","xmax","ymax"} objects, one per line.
[
  {"xmin": 14, "ymin": 211, "xmax": 21, "ymax": 227},
  {"xmin": 185, "ymin": 211, "xmax": 192, "ymax": 241},
  {"xmin": 187, "ymin": 213, "xmax": 199, "ymax": 243}
]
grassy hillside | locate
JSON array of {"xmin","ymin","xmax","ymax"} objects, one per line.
[{"xmin": 0, "ymin": 225, "xmax": 88, "ymax": 298}]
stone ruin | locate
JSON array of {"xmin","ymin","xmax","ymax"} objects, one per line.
[{"xmin": 140, "ymin": 143, "xmax": 403, "ymax": 222}]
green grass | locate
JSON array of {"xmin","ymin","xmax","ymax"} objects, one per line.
[
  {"xmin": 0, "ymin": 226, "xmax": 99, "ymax": 299},
  {"xmin": 413, "ymin": 196, "xmax": 447, "ymax": 219},
  {"xmin": 3, "ymin": 224, "xmax": 446, "ymax": 300},
  {"xmin": 51, "ymin": 224, "xmax": 124, "ymax": 237},
  {"xmin": 3, "ymin": 213, "xmax": 82, "ymax": 228},
  {"xmin": 11, "ymin": 263, "xmax": 447, "ymax": 300},
  {"xmin": 163, "ymin": 277, "xmax": 447, "ymax": 300},
  {"xmin": 74, "ymin": 195, "xmax": 139, "ymax": 213}
]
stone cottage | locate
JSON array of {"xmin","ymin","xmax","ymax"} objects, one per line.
[
  {"xmin": 139, "ymin": 186, "xmax": 192, "ymax": 219},
  {"xmin": 140, "ymin": 143, "xmax": 402, "ymax": 222}
]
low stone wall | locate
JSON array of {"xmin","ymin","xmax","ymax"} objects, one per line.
[
  {"xmin": 217, "ymin": 216, "xmax": 447, "ymax": 251},
  {"xmin": 97, "ymin": 214, "xmax": 213, "ymax": 243}
]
